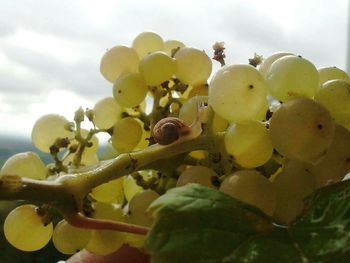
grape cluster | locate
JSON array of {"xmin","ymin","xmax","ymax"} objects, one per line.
[{"xmin": 1, "ymin": 31, "xmax": 350, "ymax": 256}]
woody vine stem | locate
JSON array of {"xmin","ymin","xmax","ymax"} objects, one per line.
[{"xmin": 0, "ymin": 131, "xmax": 224, "ymax": 235}]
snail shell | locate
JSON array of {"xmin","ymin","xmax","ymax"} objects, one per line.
[{"xmin": 153, "ymin": 117, "xmax": 191, "ymax": 145}]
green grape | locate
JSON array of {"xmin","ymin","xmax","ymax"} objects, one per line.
[
  {"xmin": 0, "ymin": 152, "xmax": 47, "ymax": 180},
  {"xmin": 100, "ymin": 45, "xmax": 139, "ymax": 83},
  {"xmin": 269, "ymin": 97, "xmax": 335, "ymax": 163},
  {"xmin": 111, "ymin": 117, "xmax": 142, "ymax": 153},
  {"xmin": 318, "ymin": 66, "xmax": 350, "ymax": 86},
  {"xmin": 305, "ymin": 124, "xmax": 350, "ymax": 187},
  {"xmin": 125, "ymin": 233, "xmax": 146, "ymax": 248},
  {"xmin": 179, "ymin": 96, "xmax": 208, "ymax": 125},
  {"xmin": 314, "ymin": 79, "xmax": 350, "ymax": 126},
  {"xmin": 113, "ymin": 72, "xmax": 148, "ymax": 108},
  {"xmin": 4, "ymin": 204, "xmax": 53, "ymax": 251},
  {"xmin": 266, "ymin": 55, "xmax": 319, "ymax": 101},
  {"xmin": 52, "ymin": 220, "xmax": 91, "ymax": 255},
  {"xmin": 209, "ymin": 64, "xmax": 268, "ymax": 123},
  {"xmin": 93, "ymin": 97, "xmax": 123, "ymax": 129},
  {"xmin": 163, "ymin": 39, "xmax": 185, "ymax": 56},
  {"xmin": 85, "ymin": 203, "xmax": 126, "ymax": 256},
  {"xmin": 139, "ymin": 51, "xmax": 177, "ymax": 86},
  {"xmin": 123, "ymin": 175, "xmax": 143, "ymax": 202},
  {"xmin": 211, "ymin": 113, "xmax": 229, "ymax": 133},
  {"xmin": 188, "ymin": 83, "xmax": 209, "ymax": 98},
  {"xmin": 219, "ymin": 170, "xmax": 276, "ymax": 216},
  {"xmin": 224, "ymin": 120, "xmax": 273, "ymax": 168},
  {"xmin": 258, "ymin": 51, "xmax": 293, "ymax": 78},
  {"xmin": 91, "ymin": 178, "xmax": 124, "ymax": 204},
  {"xmin": 128, "ymin": 189, "xmax": 160, "ymax": 227},
  {"xmin": 272, "ymin": 160, "xmax": 316, "ymax": 223},
  {"xmin": 174, "ymin": 47, "xmax": 212, "ymax": 86},
  {"xmin": 176, "ymin": 166, "xmax": 217, "ymax": 188},
  {"xmin": 134, "ymin": 128, "xmax": 151, "ymax": 150},
  {"xmin": 132, "ymin": 32, "xmax": 164, "ymax": 58},
  {"xmin": 253, "ymin": 97, "xmax": 269, "ymax": 121},
  {"xmin": 31, "ymin": 114, "xmax": 73, "ymax": 153}
]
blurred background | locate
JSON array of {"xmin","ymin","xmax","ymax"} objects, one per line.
[{"xmin": 0, "ymin": 0, "xmax": 349, "ymax": 261}]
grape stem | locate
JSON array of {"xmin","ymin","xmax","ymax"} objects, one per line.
[{"xmin": 0, "ymin": 133, "xmax": 223, "ymax": 234}]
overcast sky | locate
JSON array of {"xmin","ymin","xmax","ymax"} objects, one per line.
[{"xmin": 0, "ymin": 0, "xmax": 349, "ymax": 137}]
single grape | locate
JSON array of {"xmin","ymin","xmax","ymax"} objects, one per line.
[
  {"xmin": 123, "ymin": 175, "xmax": 143, "ymax": 202},
  {"xmin": 100, "ymin": 45, "xmax": 139, "ymax": 83},
  {"xmin": 31, "ymin": 114, "xmax": 73, "ymax": 153},
  {"xmin": 93, "ymin": 97, "xmax": 123, "ymax": 129},
  {"xmin": 211, "ymin": 113, "xmax": 229, "ymax": 133},
  {"xmin": 272, "ymin": 160, "xmax": 316, "ymax": 223},
  {"xmin": 209, "ymin": 64, "xmax": 268, "ymax": 123},
  {"xmin": 163, "ymin": 39, "xmax": 185, "ymax": 56},
  {"xmin": 91, "ymin": 178, "xmax": 124, "ymax": 204},
  {"xmin": 128, "ymin": 189, "xmax": 160, "ymax": 227},
  {"xmin": 85, "ymin": 203, "xmax": 126, "ymax": 256},
  {"xmin": 53, "ymin": 220, "xmax": 92, "ymax": 255},
  {"xmin": 113, "ymin": 72, "xmax": 148, "ymax": 108},
  {"xmin": 305, "ymin": 124, "xmax": 350, "ymax": 187},
  {"xmin": 4, "ymin": 204, "xmax": 53, "ymax": 251},
  {"xmin": 224, "ymin": 120, "xmax": 273, "ymax": 168},
  {"xmin": 269, "ymin": 97, "xmax": 335, "ymax": 163},
  {"xmin": 139, "ymin": 51, "xmax": 177, "ymax": 86},
  {"xmin": 179, "ymin": 96, "xmax": 208, "ymax": 125},
  {"xmin": 314, "ymin": 79, "xmax": 350, "ymax": 126},
  {"xmin": 266, "ymin": 55, "xmax": 319, "ymax": 101},
  {"xmin": 174, "ymin": 47, "xmax": 212, "ymax": 86},
  {"xmin": 176, "ymin": 166, "xmax": 217, "ymax": 188},
  {"xmin": 219, "ymin": 170, "xmax": 277, "ymax": 216},
  {"xmin": 318, "ymin": 66, "xmax": 350, "ymax": 86},
  {"xmin": 0, "ymin": 152, "xmax": 47, "ymax": 180},
  {"xmin": 132, "ymin": 32, "xmax": 164, "ymax": 58},
  {"xmin": 258, "ymin": 51, "xmax": 294, "ymax": 78},
  {"xmin": 111, "ymin": 117, "xmax": 142, "ymax": 153},
  {"xmin": 188, "ymin": 83, "xmax": 209, "ymax": 98}
]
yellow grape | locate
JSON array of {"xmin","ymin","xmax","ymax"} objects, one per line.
[
  {"xmin": 318, "ymin": 66, "xmax": 350, "ymax": 86},
  {"xmin": 266, "ymin": 55, "xmax": 318, "ymax": 101},
  {"xmin": 259, "ymin": 51, "xmax": 293, "ymax": 78},
  {"xmin": 132, "ymin": 32, "xmax": 164, "ymax": 58},
  {"xmin": 123, "ymin": 175, "xmax": 143, "ymax": 202},
  {"xmin": 272, "ymin": 160, "xmax": 316, "ymax": 223},
  {"xmin": 0, "ymin": 152, "xmax": 47, "ymax": 180},
  {"xmin": 314, "ymin": 79, "xmax": 350, "ymax": 126},
  {"xmin": 179, "ymin": 96, "xmax": 208, "ymax": 125},
  {"xmin": 188, "ymin": 83, "xmax": 209, "ymax": 98},
  {"xmin": 91, "ymin": 178, "xmax": 124, "ymax": 204},
  {"xmin": 53, "ymin": 220, "xmax": 92, "ymax": 255},
  {"xmin": 100, "ymin": 45, "xmax": 139, "ymax": 83},
  {"xmin": 128, "ymin": 189, "xmax": 160, "ymax": 227},
  {"xmin": 176, "ymin": 165, "xmax": 217, "ymax": 188},
  {"xmin": 305, "ymin": 124, "xmax": 350, "ymax": 187},
  {"xmin": 85, "ymin": 203, "xmax": 126, "ymax": 256},
  {"xmin": 163, "ymin": 39, "xmax": 185, "ymax": 56},
  {"xmin": 174, "ymin": 47, "xmax": 212, "ymax": 86},
  {"xmin": 219, "ymin": 170, "xmax": 276, "ymax": 216},
  {"xmin": 211, "ymin": 113, "xmax": 229, "ymax": 133},
  {"xmin": 139, "ymin": 51, "xmax": 177, "ymax": 86},
  {"xmin": 113, "ymin": 72, "xmax": 148, "ymax": 108},
  {"xmin": 269, "ymin": 97, "xmax": 335, "ymax": 163},
  {"xmin": 93, "ymin": 97, "xmax": 123, "ymax": 129},
  {"xmin": 4, "ymin": 204, "xmax": 53, "ymax": 251},
  {"xmin": 31, "ymin": 114, "xmax": 73, "ymax": 153},
  {"xmin": 111, "ymin": 117, "xmax": 142, "ymax": 153},
  {"xmin": 224, "ymin": 120, "xmax": 273, "ymax": 168},
  {"xmin": 209, "ymin": 64, "xmax": 268, "ymax": 123}
]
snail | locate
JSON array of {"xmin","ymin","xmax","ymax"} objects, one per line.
[{"xmin": 153, "ymin": 102, "xmax": 207, "ymax": 145}]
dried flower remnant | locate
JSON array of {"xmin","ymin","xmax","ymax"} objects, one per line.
[{"xmin": 212, "ymin": 41, "xmax": 226, "ymax": 66}]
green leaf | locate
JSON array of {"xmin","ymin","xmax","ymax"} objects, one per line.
[{"xmin": 145, "ymin": 182, "xmax": 350, "ymax": 263}]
